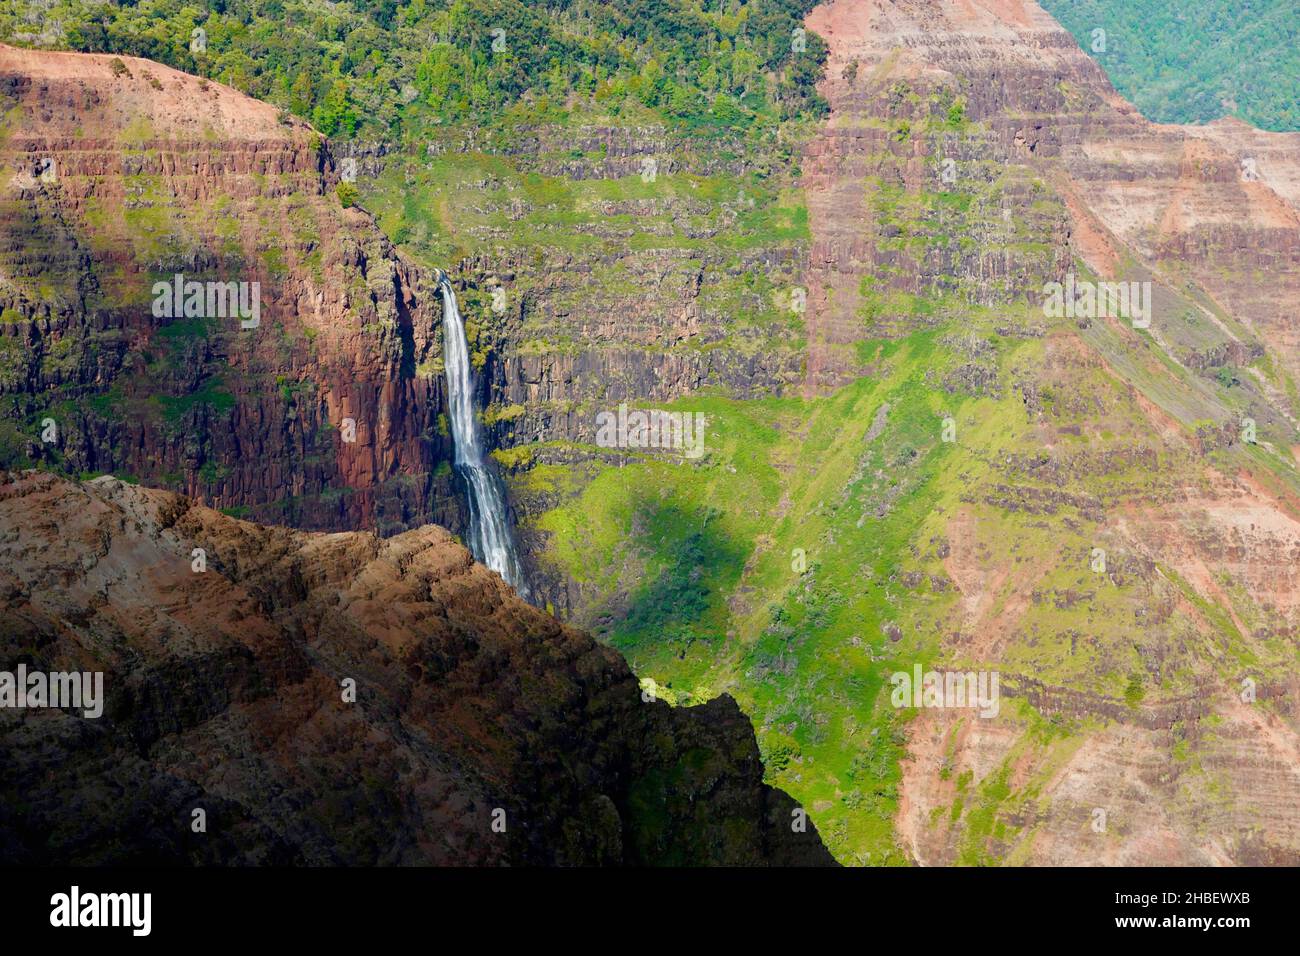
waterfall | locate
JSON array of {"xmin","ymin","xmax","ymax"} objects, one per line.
[{"xmin": 437, "ymin": 274, "xmax": 529, "ymax": 597}]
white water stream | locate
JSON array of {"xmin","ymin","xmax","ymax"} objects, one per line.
[{"xmin": 437, "ymin": 275, "xmax": 528, "ymax": 596}]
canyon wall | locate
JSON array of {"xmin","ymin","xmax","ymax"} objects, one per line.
[
  {"xmin": 3, "ymin": 4, "xmax": 1299, "ymax": 867},
  {"xmin": 798, "ymin": 0, "xmax": 1300, "ymax": 865},
  {"xmin": 0, "ymin": 45, "xmax": 462, "ymax": 536}
]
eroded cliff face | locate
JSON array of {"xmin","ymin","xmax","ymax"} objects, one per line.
[
  {"xmin": 422, "ymin": 122, "xmax": 808, "ymax": 433},
  {"xmin": 0, "ymin": 470, "xmax": 834, "ymax": 865},
  {"xmin": 352, "ymin": 113, "xmax": 815, "ymax": 611},
  {"xmin": 796, "ymin": 0, "xmax": 1300, "ymax": 865},
  {"xmin": 0, "ymin": 45, "xmax": 461, "ymax": 537},
  {"xmin": 4, "ymin": 8, "xmax": 1299, "ymax": 869},
  {"xmin": 802, "ymin": 0, "xmax": 1300, "ymax": 397}
]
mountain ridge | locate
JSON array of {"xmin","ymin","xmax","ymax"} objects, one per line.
[{"xmin": 0, "ymin": 468, "xmax": 835, "ymax": 865}]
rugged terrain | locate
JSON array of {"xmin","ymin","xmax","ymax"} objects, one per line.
[
  {"xmin": 358, "ymin": 107, "xmax": 816, "ymax": 608},
  {"xmin": 0, "ymin": 44, "xmax": 462, "ymax": 535},
  {"xmin": 796, "ymin": 0, "xmax": 1300, "ymax": 865},
  {"xmin": 516, "ymin": 0, "xmax": 1300, "ymax": 865},
  {"xmin": 1, "ymin": 1, "xmax": 1298, "ymax": 868},
  {"xmin": 0, "ymin": 469, "xmax": 833, "ymax": 865}
]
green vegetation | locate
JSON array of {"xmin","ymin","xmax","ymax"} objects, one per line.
[
  {"xmin": 523, "ymin": 216, "xmax": 1300, "ymax": 863},
  {"xmin": 5, "ymin": 0, "xmax": 1296, "ymax": 870},
  {"xmin": 160, "ymin": 375, "xmax": 236, "ymax": 423},
  {"xmin": 365, "ymin": 148, "xmax": 810, "ymax": 361},
  {"xmin": 1, "ymin": 0, "xmax": 828, "ymax": 137},
  {"xmin": 531, "ymin": 328, "xmax": 1005, "ymax": 862},
  {"xmin": 336, "ymin": 181, "xmax": 360, "ymax": 209},
  {"xmin": 1041, "ymin": 0, "xmax": 1300, "ymax": 131}
]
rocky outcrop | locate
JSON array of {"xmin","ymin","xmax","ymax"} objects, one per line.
[{"xmin": 0, "ymin": 470, "xmax": 834, "ymax": 865}]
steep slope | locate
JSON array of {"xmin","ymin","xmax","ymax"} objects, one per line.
[
  {"xmin": 803, "ymin": 0, "xmax": 1300, "ymax": 397},
  {"xmin": 359, "ymin": 107, "xmax": 816, "ymax": 611},
  {"xmin": 528, "ymin": 0, "xmax": 1300, "ymax": 865},
  {"xmin": 0, "ymin": 469, "xmax": 834, "ymax": 866},
  {"xmin": 3, "ymin": 3, "xmax": 1298, "ymax": 869},
  {"xmin": 794, "ymin": 0, "xmax": 1300, "ymax": 866},
  {"xmin": 0, "ymin": 45, "xmax": 462, "ymax": 536}
]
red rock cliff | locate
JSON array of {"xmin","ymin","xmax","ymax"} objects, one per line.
[{"xmin": 0, "ymin": 45, "xmax": 462, "ymax": 536}]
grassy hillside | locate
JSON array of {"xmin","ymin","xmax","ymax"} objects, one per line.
[{"xmin": 525, "ymin": 282, "xmax": 1300, "ymax": 863}]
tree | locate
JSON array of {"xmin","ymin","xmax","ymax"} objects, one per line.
[{"xmin": 313, "ymin": 79, "xmax": 357, "ymax": 137}]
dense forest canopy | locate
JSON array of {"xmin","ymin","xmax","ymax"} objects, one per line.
[
  {"xmin": 0, "ymin": 0, "xmax": 829, "ymax": 138},
  {"xmin": 1041, "ymin": 0, "xmax": 1299, "ymax": 131},
  {"xmin": 8, "ymin": 2, "xmax": 1293, "ymax": 136}
]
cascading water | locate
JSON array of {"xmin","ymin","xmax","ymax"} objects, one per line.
[{"xmin": 437, "ymin": 273, "xmax": 529, "ymax": 597}]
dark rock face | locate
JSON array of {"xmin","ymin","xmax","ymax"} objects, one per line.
[{"xmin": 0, "ymin": 471, "xmax": 835, "ymax": 866}]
